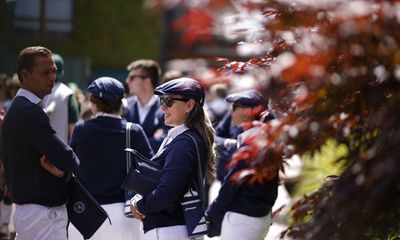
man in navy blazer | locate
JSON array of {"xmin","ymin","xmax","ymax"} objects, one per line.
[
  {"xmin": 124, "ymin": 59, "xmax": 167, "ymax": 152},
  {"xmin": 1, "ymin": 46, "xmax": 79, "ymax": 240},
  {"xmin": 214, "ymin": 89, "xmax": 275, "ymax": 181}
]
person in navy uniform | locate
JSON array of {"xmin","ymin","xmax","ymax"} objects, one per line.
[
  {"xmin": 214, "ymin": 89, "xmax": 275, "ymax": 182},
  {"xmin": 67, "ymin": 77, "xmax": 153, "ymax": 240},
  {"xmin": 206, "ymin": 122, "xmax": 279, "ymax": 240},
  {"xmin": 130, "ymin": 77, "xmax": 217, "ymax": 240},
  {"xmin": 124, "ymin": 59, "xmax": 167, "ymax": 152},
  {"xmin": 1, "ymin": 46, "xmax": 79, "ymax": 240}
]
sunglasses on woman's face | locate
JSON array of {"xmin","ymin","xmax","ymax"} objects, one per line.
[{"xmin": 159, "ymin": 96, "xmax": 189, "ymax": 108}]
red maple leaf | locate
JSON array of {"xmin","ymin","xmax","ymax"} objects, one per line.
[
  {"xmin": 172, "ymin": 8, "xmax": 215, "ymax": 46},
  {"xmin": 281, "ymin": 53, "xmax": 328, "ymax": 83}
]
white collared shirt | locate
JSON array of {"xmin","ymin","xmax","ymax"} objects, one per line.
[
  {"xmin": 164, "ymin": 124, "xmax": 189, "ymax": 145},
  {"xmin": 135, "ymin": 95, "xmax": 159, "ymax": 124},
  {"xmin": 155, "ymin": 124, "xmax": 188, "ymax": 156},
  {"xmin": 95, "ymin": 112, "xmax": 122, "ymax": 119},
  {"xmin": 15, "ymin": 88, "xmax": 42, "ymax": 105}
]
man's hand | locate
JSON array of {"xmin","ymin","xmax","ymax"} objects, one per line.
[
  {"xmin": 2, "ymin": 184, "xmax": 10, "ymax": 197},
  {"xmin": 40, "ymin": 155, "xmax": 65, "ymax": 178},
  {"xmin": 224, "ymin": 138, "xmax": 238, "ymax": 149},
  {"xmin": 153, "ymin": 128, "xmax": 165, "ymax": 140},
  {"xmin": 0, "ymin": 108, "xmax": 5, "ymax": 127}
]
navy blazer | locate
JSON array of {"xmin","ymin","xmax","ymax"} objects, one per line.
[
  {"xmin": 1, "ymin": 96, "xmax": 79, "ymax": 206},
  {"xmin": 214, "ymin": 113, "xmax": 244, "ymax": 181},
  {"xmin": 70, "ymin": 116, "xmax": 153, "ymax": 204},
  {"xmin": 124, "ymin": 97, "xmax": 167, "ymax": 152},
  {"xmin": 214, "ymin": 111, "xmax": 276, "ymax": 181},
  {"xmin": 206, "ymin": 160, "xmax": 278, "ymax": 220},
  {"xmin": 136, "ymin": 129, "xmax": 206, "ymax": 233},
  {"xmin": 123, "ymin": 97, "xmax": 169, "ymax": 152}
]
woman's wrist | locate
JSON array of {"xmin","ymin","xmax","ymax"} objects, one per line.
[{"xmin": 130, "ymin": 196, "xmax": 145, "ymax": 218}]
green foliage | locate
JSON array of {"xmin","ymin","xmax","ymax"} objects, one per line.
[
  {"xmin": 292, "ymin": 139, "xmax": 347, "ymax": 198},
  {"xmin": 0, "ymin": 0, "xmax": 11, "ymax": 45},
  {"xmin": 367, "ymin": 230, "xmax": 400, "ymax": 240},
  {"xmin": 69, "ymin": 0, "xmax": 161, "ymax": 67},
  {"xmin": 11, "ymin": 0, "xmax": 161, "ymax": 68}
]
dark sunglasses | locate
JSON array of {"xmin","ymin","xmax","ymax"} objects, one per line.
[{"xmin": 159, "ymin": 96, "xmax": 189, "ymax": 108}]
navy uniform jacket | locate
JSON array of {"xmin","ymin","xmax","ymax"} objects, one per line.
[
  {"xmin": 214, "ymin": 113, "xmax": 243, "ymax": 181},
  {"xmin": 136, "ymin": 129, "xmax": 206, "ymax": 233},
  {"xmin": 206, "ymin": 160, "xmax": 278, "ymax": 220},
  {"xmin": 214, "ymin": 111, "xmax": 276, "ymax": 181},
  {"xmin": 124, "ymin": 97, "xmax": 167, "ymax": 152},
  {"xmin": 70, "ymin": 116, "xmax": 153, "ymax": 204},
  {"xmin": 1, "ymin": 96, "xmax": 79, "ymax": 206}
]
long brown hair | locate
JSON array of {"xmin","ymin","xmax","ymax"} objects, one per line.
[{"xmin": 186, "ymin": 102, "xmax": 217, "ymax": 183}]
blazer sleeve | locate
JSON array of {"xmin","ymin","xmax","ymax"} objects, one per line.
[
  {"xmin": 148, "ymin": 110, "xmax": 167, "ymax": 152},
  {"xmin": 136, "ymin": 137, "xmax": 196, "ymax": 214},
  {"xmin": 69, "ymin": 120, "xmax": 83, "ymax": 149},
  {"xmin": 131, "ymin": 124, "xmax": 154, "ymax": 159},
  {"xmin": 215, "ymin": 113, "xmax": 231, "ymax": 138},
  {"xmin": 24, "ymin": 106, "xmax": 79, "ymax": 172},
  {"xmin": 205, "ymin": 162, "xmax": 245, "ymax": 220}
]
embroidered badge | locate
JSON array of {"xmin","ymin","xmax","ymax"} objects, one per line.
[{"xmin": 73, "ymin": 201, "xmax": 85, "ymax": 214}]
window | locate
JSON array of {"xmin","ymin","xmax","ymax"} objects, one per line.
[{"xmin": 14, "ymin": 0, "xmax": 73, "ymax": 34}]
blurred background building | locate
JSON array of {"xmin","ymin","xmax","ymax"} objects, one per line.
[{"xmin": 0, "ymin": 0, "xmax": 245, "ymax": 89}]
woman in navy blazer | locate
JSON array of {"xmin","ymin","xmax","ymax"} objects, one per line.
[
  {"xmin": 206, "ymin": 122, "xmax": 279, "ymax": 240},
  {"xmin": 130, "ymin": 77, "xmax": 216, "ymax": 240},
  {"xmin": 68, "ymin": 77, "xmax": 153, "ymax": 240}
]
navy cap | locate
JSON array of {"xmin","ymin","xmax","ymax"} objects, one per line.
[
  {"xmin": 226, "ymin": 90, "xmax": 267, "ymax": 108},
  {"xmin": 154, "ymin": 77, "xmax": 205, "ymax": 106},
  {"xmin": 87, "ymin": 77, "xmax": 124, "ymax": 101},
  {"xmin": 52, "ymin": 54, "xmax": 64, "ymax": 81}
]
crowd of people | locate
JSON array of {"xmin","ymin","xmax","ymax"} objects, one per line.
[
  {"xmin": 0, "ymin": 46, "xmax": 282, "ymax": 240},
  {"xmin": 0, "ymin": 73, "xmax": 20, "ymax": 239}
]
